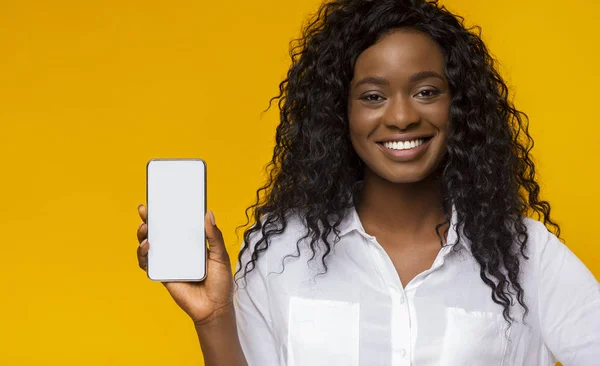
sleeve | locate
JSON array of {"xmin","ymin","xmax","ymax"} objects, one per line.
[
  {"xmin": 233, "ymin": 240, "xmax": 281, "ymax": 366},
  {"xmin": 537, "ymin": 226, "xmax": 600, "ymax": 365}
]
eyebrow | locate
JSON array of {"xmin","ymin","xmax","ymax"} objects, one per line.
[
  {"xmin": 353, "ymin": 71, "xmax": 445, "ymax": 89},
  {"xmin": 409, "ymin": 71, "xmax": 445, "ymax": 83}
]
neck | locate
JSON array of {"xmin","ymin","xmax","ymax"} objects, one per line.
[{"xmin": 356, "ymin": 168, "xmax": 448, "ymax": 242}]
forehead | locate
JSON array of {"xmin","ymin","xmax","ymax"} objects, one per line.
[{"xmin": 353, "ymin": 28, "xmax": 446, "ymax": 79}]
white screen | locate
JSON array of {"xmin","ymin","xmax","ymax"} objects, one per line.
[{"xmin": 146, "ymin": 159, "xmax": 206, "ymax": 281}]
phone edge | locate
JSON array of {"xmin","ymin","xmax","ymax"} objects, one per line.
[{"xmin": 145, "ymin": 158, "xmax": 208, "ymax": 282}]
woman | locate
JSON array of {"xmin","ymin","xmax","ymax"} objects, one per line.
[{"xmin": 135, "ymin": 0, "xmax": 600, "ymax": 365}]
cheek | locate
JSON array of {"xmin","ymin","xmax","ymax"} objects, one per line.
[
  {"xmin": 348, "ymin": 122, "xmax": 366, "ymax": 158},
  {"xmin": 435, "ymin": 98, "xmax": 452, "ymax": 130},
  {"xmin": 348, "ymin": 104, "xmax": 380, "ymax": 139},
  {"xmin": 438, "ymin": 112, "xmax": 451, "ymax": 133},
  {"xmin": 348, "ymin": 116, "xmax": 374, "ymax": 160},
  {"xmin": 422, "ymin": 101, "xmax": 451, "ymax": 131}
]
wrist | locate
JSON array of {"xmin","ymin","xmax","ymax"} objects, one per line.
[
  {"xmin": 193, "ymin": 303, "xmax": 247, "ymax": 366},
  {"xmin": 193, "ymin": 303, "xmax": 236, "ymax": 330}
]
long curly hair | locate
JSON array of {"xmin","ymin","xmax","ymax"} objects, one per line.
[{"xmin": 235, "ymin": 0, "xmax": 561, "ymax": 323}]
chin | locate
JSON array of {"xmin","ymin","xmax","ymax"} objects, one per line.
[
  {"xmin": 370, "ymin": 162, "xmax": 443, "ymax": 185},
  {"xmin": 383, "ymin": 173, "xmax": 432, "ymax": 184}
]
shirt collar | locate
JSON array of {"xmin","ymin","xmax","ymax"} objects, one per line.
[{"xmin": 336, "ymin": 189, "xmax": 470, "ymax": 253}]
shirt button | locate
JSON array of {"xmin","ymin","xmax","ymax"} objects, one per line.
[
  {"xmin": 399, "ymin": 295, "xmax": 405, "ymax": 304},
  {"xmin": 400, "ymin": 348, "xmax": 407, "ymax": 358}
]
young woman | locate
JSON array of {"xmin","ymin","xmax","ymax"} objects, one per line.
[{"xmin": 135, "ymin": 0, "xmax": 600, "ymax": 365}]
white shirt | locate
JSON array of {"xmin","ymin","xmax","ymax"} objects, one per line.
[{"xmin": 233, "ymin": 205, "xmax": 600, "ymax": 365}]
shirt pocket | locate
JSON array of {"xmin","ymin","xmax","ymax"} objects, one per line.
[
  {"xmin": 287, "ymin": 296, "xmax": 360, "ymax": 366},
  {"xmin": 440, "ymin": 307, "xmax": 510, "ymax": 366}
]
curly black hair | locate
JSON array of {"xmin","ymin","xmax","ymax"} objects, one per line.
[{"xmin": 235, "ymin": 0, "xmax": 561, "ymax": 323}]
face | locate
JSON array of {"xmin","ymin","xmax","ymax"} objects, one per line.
[{"xmin": 348, "ymin": 28, "xmax": 451, "ymax": 184}]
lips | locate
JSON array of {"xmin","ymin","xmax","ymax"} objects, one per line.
[
  {"xmin": 375, "ymin": 135, "xmax": 433, "ymax": 161},
  {"xmin": 376, "ymin": 135, "xmax": 434, "ymax": 143}
]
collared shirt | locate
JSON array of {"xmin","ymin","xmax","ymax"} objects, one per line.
[{"xmin": 233, "ymin": 205, "xmax": 600, "ymax": 365}]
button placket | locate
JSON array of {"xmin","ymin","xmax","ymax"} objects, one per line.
[{"xmin": 391, "ymin": 290, "xmax": 412, "ymax": 365}]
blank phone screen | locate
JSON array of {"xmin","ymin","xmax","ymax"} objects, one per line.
[{"xmin": 146, "ymin": 159, "xmax": 206, "ymax": 281}]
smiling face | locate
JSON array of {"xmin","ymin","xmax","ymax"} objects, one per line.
[{"xmin": 348, "ymin": 28, "xmax": 452, "ymax": 184}]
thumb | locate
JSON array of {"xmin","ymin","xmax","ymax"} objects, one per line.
[{"xmin": 205, "ymin": 210, "xmax": 228, "ymax": 259}]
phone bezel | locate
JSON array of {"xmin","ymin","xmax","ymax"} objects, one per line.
[{"xmin": 145, "ymin": 158, "xmax": 208, "ymax": 282}]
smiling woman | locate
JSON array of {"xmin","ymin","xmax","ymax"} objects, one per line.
[
  {"xmin": 348, "ymin": 29, "xmax": 451, "ymax": 182},
  {"xmin": 134, "ymin": 0, "xmax": 600, "ymax": 365}
]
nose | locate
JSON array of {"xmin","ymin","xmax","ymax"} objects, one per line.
[{"xmin": 382, "ymin": 95, "xmax": 420, "ymax": 130}]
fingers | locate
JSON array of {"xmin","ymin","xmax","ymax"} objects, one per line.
[
  {"xmin": 138, "ymin": 204, "xmax": 147, "ymax": 223},
  {"xmin": 138, "ymin": 239, "xmax": 149, "ymax": 271},
  {"xmin": 137, "ymin": 204, "xmax": 149, "ymax": 271},
  {"xmin": 137, "ymin": 221, "xmax": 147, "ymax": 244},
  {"xmin": 205, "ymin": 211, "xmax": 229, "ymax": 260}
]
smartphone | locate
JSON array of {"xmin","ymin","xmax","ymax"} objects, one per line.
[{"xmin": 146, "ymin": 158, "xmax": 207, "ymax": 282}]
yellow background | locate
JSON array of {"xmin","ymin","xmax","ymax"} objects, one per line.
[{"xmin": 0, "ymin": 0, "xmax": 597, "ymax": 364}]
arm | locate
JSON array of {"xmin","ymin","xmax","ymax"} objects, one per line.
[
  {"xmin": 191, "ymin": 224, "xmax": 279, "ymax": 366},
  {"xmin": 195, "ymin": 305, "xmax": 248, "ymax": 366},
  {"xmin": 537, "ymin": 227, "xmax": 600, "ymax": 365}
]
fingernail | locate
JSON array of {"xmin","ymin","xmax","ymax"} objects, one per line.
[
  {"xmin": 208, "ymin": 210, "xmax": 216, "ymax": 226},
  {"xmin": 140, "ymin": 239, "xmax": 147, "ymax": 247}
]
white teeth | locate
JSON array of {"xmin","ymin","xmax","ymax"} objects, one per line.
[{"xmin": 382, "ymin": 138, "xmax": 426, "ymax": 150}]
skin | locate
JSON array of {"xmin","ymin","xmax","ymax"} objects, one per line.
[
  {"xmin": 134, "ymin": 26, "xmax": 452, "ymax": 363},
  {"xmin": 348, "ymin": 28, "xmax": 452, "ymax": 286}
]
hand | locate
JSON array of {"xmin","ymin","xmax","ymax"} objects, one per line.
[{"xmin": 136, "ymin": 204, "xmax": 235, "ymax": 325}]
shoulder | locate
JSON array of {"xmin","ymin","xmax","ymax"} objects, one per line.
[
  {"xmin": 520, "ymin": 216, "xmax": 563, "ymax": 259},
  {"xmin": 521, "ymin": 217, "xmax": 554, "ymax": 245},
  {"xmin": 236, "ymin": 211, "xmax": 311, "ymax": 273},
  {"xmin": 519, "ymin": 217, "xmax": 595, "ymax": 285}
]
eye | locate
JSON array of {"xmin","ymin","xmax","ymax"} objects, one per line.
[
  {"xmin": 360, "ymin": 93, "xmax": 385, "ymax": 103},
  {"xmin": 415, "ymin": 89, "xmax": 441, "ymax": 98}
]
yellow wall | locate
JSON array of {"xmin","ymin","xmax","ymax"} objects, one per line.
[{"xmin": 0, "ymin": 0, "xmax": 596, "ymax": 364}]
